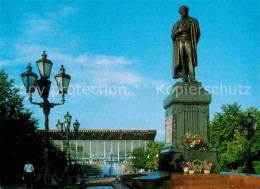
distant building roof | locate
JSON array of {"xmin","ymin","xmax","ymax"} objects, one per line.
[{"xmin": 38, "ymin": 129, "xmax": 157, "ymax": 140}]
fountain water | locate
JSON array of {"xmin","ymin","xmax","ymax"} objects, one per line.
[{"xmin": 102, "ymin": 148, "xmax": 125, "ymax": 177}]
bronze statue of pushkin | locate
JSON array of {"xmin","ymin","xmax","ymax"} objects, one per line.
[{"xmin": 172, "ymin": 5, "xmax": 200, "ymax": 82}]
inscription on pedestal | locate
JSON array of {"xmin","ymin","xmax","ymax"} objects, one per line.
[
  {"xmin": 172, "ymin": 115, "xmax": 177, "ymax": 146},
  {"xmin": 165, "ymin": 115, "xmax": 177, "ymax": 146},
  {"xmin": 165, "ymin": 115, "xmax": 173, "ymax": 144}
]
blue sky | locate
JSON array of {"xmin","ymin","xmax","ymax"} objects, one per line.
[{"xmin": 0, "ymin": 0, "xmax": 259, "ymax": 141}]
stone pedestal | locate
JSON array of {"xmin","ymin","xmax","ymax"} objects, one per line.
[{"xmin": 159, "ymin": 82, "xmax": 220, "ymax": 173}]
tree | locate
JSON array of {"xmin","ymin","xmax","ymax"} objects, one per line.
[
  {"xmin": 132, "ymin": 141, "xmax": 165, "ymax": 171},
  {"xmin": 209, "ymin": 103, "xmax": 260, "ymax": 171},
  {"xmin": 0, "ymin": 70, "xmax": 66, "ymax": 184}
]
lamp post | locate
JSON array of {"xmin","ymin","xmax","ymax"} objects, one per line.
[
  {"xmin": 129, "ymin": 156, "xmax": 135, "ymax": 173},
  {"xmin": 238, "ymin": 113, "xmax": 256, "ymax": 174},
  {"xmin": 56, "ymin": 112, "xmax": 80, "ymax": 182},
  {"xmin": 72, "ymin": 156, "xmax": 80, "ymax": 166},
  {"xmin": 153, "ymin": 154, "xmax": 159, "ymax": 171},
  {"xmin": 21, "ymin": 51, "xmax": 71, "ymax": 187}
]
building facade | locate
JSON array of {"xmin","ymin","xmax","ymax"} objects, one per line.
[{"xmin": 45, "ymin": 129, "xmax": 156, "ymax": 164}]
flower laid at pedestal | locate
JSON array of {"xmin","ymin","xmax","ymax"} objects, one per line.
[
  {"xmin": 203, "ymin": 160, "xmax": 213, "ymax": 174},
  {"xmin": 189, "ymin": 164, "xmax": 195, "ymax": 174},
  {"xmin": 180, "ymin": 159, "xmax": 213, "ymax": 174},
  {"xmin": 192, "ymin": 159, "xmax": 204, "ymax": 173},
  {"xmin": 179, "ymin": 133, "xmax": 211, "ymax": 151},
  {"xmin": 180, "ymin": 161, "xmax": 191, "ymax": 173}
]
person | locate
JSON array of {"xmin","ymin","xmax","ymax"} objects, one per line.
[
  {"xmin": 23, "ymin": 160, "xmax": 35, "ymax": 189},
  {"xmin": 171, "ymin": 5, "xmax": 200, "ymax": 82},
  {"xmin": 153, "ymin": 164, "xmax": 156, "ymax": 172}
]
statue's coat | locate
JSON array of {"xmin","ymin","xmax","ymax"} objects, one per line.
[{"xmin": 172, "ymin": 17, "xmax": 200, "ymax": 79}]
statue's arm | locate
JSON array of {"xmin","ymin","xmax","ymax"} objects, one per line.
[{"xmin": 171, "ymin": 22, "xmax": 182, "ymax": 41}]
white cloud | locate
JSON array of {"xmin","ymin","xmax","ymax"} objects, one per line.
[
  {"xmin": 18, "ymin": 7, "xmax": 76, "ymax": 44},
  {"xmin": 89, "ymin": 70, "xmax": 144, "ymax": 85},
  {"xmin": 0, "ymin": 60, "xmax": 10, "ymax": 66},
  {"xmin": 14, "ymin": 44, "xmax": 55, "ymax": 57},
  {"xmin": 47, "ymin": 52, "xmax": 145, "ymax": 85},
  {"xmin": 93, "ymin": 55, "xmax": 131, "ymax": 67},
  {"xmin": 60, "ymin": 6, "xmax": 77, "ymax": 17},
  {"xmin": 24, "ymin": 18, "xmax": 54, "ymax": 37},
  {"xmin": 2, "ymin": 45, "xmax": 146, "ymax": 87}
]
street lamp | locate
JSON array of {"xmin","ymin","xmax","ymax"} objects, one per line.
[
  {"xmin": 56, "ymin": 112, "xmax": 80, "ymax": 182},
  {"xmin": 64, "ymin": 111, "xmax": 72, "ymax": 124},
  {"xmin": 55, "ymin": 65, "xmax": 71, "ymax": 95},
  {"xmin": 238, "ymin": 113, "xmax": 256, "ymax": 174},
  {"xmin": 56, "ymin": 119, "xmax": 63, "ymax": 132},
  {"xmin": 21, "ymin": 51, "xmax": 71, "ymax": 187},
  {"xmin": 129, "ymin": 156, "xmax": 135, "ymax": 173},
  {"xmin": 36, "ymin": 51, "xmax": 53, "ymax": 79},
  {"xmin": 73, "ymin": 119, "xmax": 80, "ymax": 132},
  {"xmin": 20, "ymin": 63, "xmax": 38, "ymax": 93}
]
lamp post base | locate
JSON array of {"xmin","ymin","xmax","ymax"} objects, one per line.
[
  {"xmin": 33, "ymin": 174, "xmax": 62, "ymax": 189},
  {"xmin": 33, "ymin": 161, "xmax": 63, "ymax": 189}
]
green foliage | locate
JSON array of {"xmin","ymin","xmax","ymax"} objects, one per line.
[
  {"xmin": 253, "ymin": 161, "xmax": 260, "ymax": 167},
  {"xmin": 0, "ymin": 70, "xmax": 66, "ymax": 184},
  {"xmin": 0, "ymin": 70, "xmax": 42, "ymax": 183},
  {"xmin": 237, "ymin": 161, "xmax": 260, "ymax": 175},
  {"xmin": 218, "ymin": 130, "xmax": 248, "ymax": 170},
  {"xmin": 132, "ymin": 141, "xmax": 165, "ymax": 171},
  {"xmin": 248, "ymin": 107, "xmax": 260, "ymax": 157},
  {"xmin": 209, "ymin": 102, "xmax": 260, "ymax": 171},
  {"xmin": 237, "ymin": 166, "xmax": 245, "ymax": 173},
  {"xmin": 254, "ymin": 166, "xmax": 260, "ymax": 175},
  {"xmin": 124, "ymin": 162, "xmax": 131, "ymax": 171}
]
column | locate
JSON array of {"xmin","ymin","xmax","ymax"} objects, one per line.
[
  {"xmin": 124, "ymin": 140, "xmax": 126, "ymax": 161},
  {"xmin": 61, "ymin": 140, "xmax": 63, "ymax": 151},
  {"xmin": 83, "ymin": 140, "xmax": 85, "ymax": 162},
  {"xmin": 118, "ymin": 140, "xmax": 120, "ymax": 161},
  {"xmin": 104, "ymin": 140, "xmax": 106, "ymax": 159},
  {"xmin": 76, "ymin": 140, "xmax": 77, "ymax": 156},
  {"xmin": 97, "ymin": 140, "xmax": 99, "ymax": 161},
  {"xmin": 90, "ymin": 140, "xmax": 92, "ymax": 159}
]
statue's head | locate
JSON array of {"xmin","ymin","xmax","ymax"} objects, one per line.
[{"xmin": 178, "ymin": 5, "xmax": 189, "ymax": 19}]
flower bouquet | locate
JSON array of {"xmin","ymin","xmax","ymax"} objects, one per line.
[
  {"xmin": 192, "ymin": 159, "xmax": 204, "ymax": 173},
  {"xmin": 203, "ymin": 160, "xmax": 212, "ymax": 174},
  {"xmin": 180, "ymin": 133, "xmax": 211, "ymax": 151},
  {"xmin": 180, "ymin": 161, "xmax": 191, "ymax": 173},
  {"xmin": 189, "ymin": 164, "xmax": 196, "ymax": 174}
]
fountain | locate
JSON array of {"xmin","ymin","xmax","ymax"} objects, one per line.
[{"xmin": 102, "ymin": 149, "xmax": 125, "ymax": 177}]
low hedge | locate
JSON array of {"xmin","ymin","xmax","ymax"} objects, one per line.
[
  {"xmin": 253, "ymin": 161, "xmax": 260, "ymax": 167},
  {"xmin": 237, "ymin": 161, "xmax": 260, "ymax": 175},
  {"xmin": 254, "ymin": 166, "xmax": 260, "ymax": 175},
  {"xmin": 237, "ymin": 167, "xmax": 245, "ymax": 173}
]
